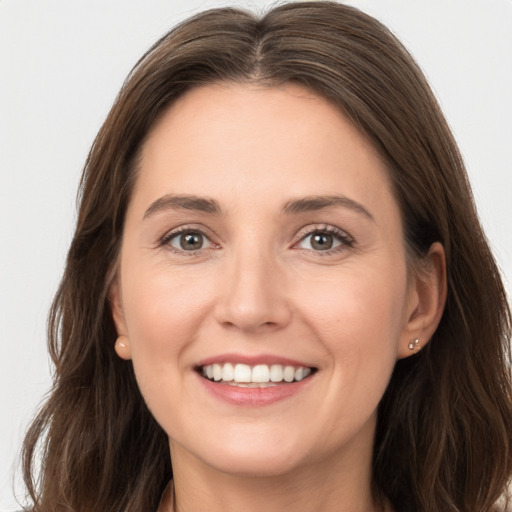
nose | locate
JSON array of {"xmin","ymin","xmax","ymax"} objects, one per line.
[{"xmin": 213, "ymin": 248, "xmax": 292, "ymax": 333}]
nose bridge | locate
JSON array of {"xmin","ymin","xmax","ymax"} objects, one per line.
[{"xmin": 215, "ymin": 237, "xmax": 290, "ymax": 331}]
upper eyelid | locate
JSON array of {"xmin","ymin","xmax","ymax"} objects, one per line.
[
  {"xmin": 160, "ymin": 224, "xmax": 217, "ymax": 241},
  {"xmin": 294, "ymin": 224, "xmax": 354, "ymax": 242}
]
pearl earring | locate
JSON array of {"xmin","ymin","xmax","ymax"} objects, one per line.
[
  {"xmin": 408, "ymin": 338, "xmax": 420, "ymax": 350},
  {"xmin": 114, "ymin": 335, "xmax": 131, "ymax": 359},
  {"xmin": 115, "ymin": 337, "xmax": 127, "ymax": 349}
]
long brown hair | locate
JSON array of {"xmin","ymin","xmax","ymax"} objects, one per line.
[{"xmin": 22, "ymin": 2, "xmax": 512, "ymax": 511}]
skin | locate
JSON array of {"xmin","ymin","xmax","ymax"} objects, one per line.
[{"xmin": 110, "ymin": 82, "xmax": 446, "ymax": 512}]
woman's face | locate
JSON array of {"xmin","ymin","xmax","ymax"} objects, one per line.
[{"xmin": 111, "ymin": 82, "xmax": 422, "ymax": 478}]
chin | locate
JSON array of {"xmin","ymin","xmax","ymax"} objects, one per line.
[
  {"xmin": 174, "ymin": 425, "xmax": 313, "ymax": 478},
  {"xmin": 205, "ymin": 449, "xmax": 307, "ymax": 479}
]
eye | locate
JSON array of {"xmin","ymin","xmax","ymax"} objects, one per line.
[
  {"xmin": 298, "ymin": 232, "xmax": 341, "ymax": 251},
  {"xmin": 164, "ymin": 230, "xmax": 212, "ymax": 252},
  {"xmin": 295, "ymin": 226, "xmax": 353, "ymax": 252}
]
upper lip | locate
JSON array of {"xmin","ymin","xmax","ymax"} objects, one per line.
[{"xmin": 196, "ymin": 353, "xmax": 315, "ymax": 368}]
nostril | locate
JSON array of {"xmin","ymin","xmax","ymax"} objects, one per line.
[{"xmin": 212, "ymin": 271, "xmax": 292, "ymax": 331}]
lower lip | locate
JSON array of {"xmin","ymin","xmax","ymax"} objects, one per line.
[{"xmin": 197, "ymin": 373, "xmax": 314, "ymax": 406}]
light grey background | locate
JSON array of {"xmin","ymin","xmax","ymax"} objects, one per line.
[{"xmin": 1, "ymin": 0, "xmax": 511, "ymax": 509}]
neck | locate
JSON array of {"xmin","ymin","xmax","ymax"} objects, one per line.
[{"xmin": 171, "ymin": 472, "xmax": 382, "ymax": 512}]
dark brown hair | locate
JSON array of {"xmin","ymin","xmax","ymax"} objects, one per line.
[{"xmin": 22, "ymin": 2, "xmax": 512, "ymax": 511}]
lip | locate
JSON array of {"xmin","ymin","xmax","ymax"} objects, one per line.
[
  {"xmin": 196, "ymin": 352, "xmax": 314, "ymax": 368},
  {"xmin": 196, "ymin": 371, "xmax": 315, "ymax": 406}
]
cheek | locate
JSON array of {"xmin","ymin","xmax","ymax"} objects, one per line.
[
  {"xmin": 296, "ymin": 261, "xmax": 407, "ymax": 344},
  {"xmin": 118, "ymin": 265, "xmax": 220, "ymax": 432},
  {"xmin": 120, "ymin": 264, "xmax": 215, "ymax": 377},
  {"xmin": 294, "ymin": 261, "xmax": 407, "ymax": 397}
]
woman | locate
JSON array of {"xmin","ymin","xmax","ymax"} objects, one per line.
[{"xmin": 20, "ymin": 2, "xmax": 512, "ymax": 511}]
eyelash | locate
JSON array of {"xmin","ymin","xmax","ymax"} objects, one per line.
[
  {"xmin": 159, "ymin": 226, "xmax": 216, "ymax": 255},
  {"xmin": 158, "ymin": 224, "xmax": 355, "ymax": 255},
  {"xmin": 293, "ymin": 224, "xmax": 355, "ymax": 255}
]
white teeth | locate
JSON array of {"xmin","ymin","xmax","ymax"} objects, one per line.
[
  {"xmin": 293, "ymin": 367, "xmax": 312, "ymax": 382},
  {"xmin": 269, "ymin": 364, "xmax": 283, "ymax": 382},
  {"xmin": 234, "ymin": 363, "xmax": 251, "ymax": 383},
  {"xmin": 283, "ymin": 366, "xmax": 295, "ymax": 383},
  {"xmin": 213, "ymin": 363, "xmax": 222, "ymax": 381},
  {"xmin": 252, "ymin": 364, "xmax": 270, "ymax": 383},
  {"xmin": 222, "ymin": 363, "xmax": 234, "ymax": 381},
  {"xmin": 227, "ymin": 381, "xmax": 278, "ymax": 388},
  {"xmin": 200, "ymin": 362, "xmax": 313, "ymax": 385}
]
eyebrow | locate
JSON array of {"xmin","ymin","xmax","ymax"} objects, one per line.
[
  {"xmin": 143, "ymin": 194, "xmax": 222, "ymax": 219},
  {"xmin": 143, "ymin": 193, "xmax": 373, "ymax": 221},
  {"xmin": 282, "ymin": 195, "xmax": 374, "ymax": 220}
]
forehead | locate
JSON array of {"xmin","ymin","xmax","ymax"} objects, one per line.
[{"xmin": 131, "ymin": 82, "xmax": 397, "ymax": 222}]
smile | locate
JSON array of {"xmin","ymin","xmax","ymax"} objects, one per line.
[{"xmin": 199, "ymin": 363, "xmax": 314, "ymax": 387}]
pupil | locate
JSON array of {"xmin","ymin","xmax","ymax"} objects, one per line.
[
  {"xmin": 312, "ymin": 233, "xmax": 333, "ymax": 250},
  {"xmin": 180, "ymin": 232, "xmax": 202, "ymax": 250}
]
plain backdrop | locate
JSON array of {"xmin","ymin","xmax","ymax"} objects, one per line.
[{"xmin": 1, "ymin": 0, "xmax": 511, "ymax": 509}]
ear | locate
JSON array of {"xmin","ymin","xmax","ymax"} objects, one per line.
[
  {"xmin": 397, "ymin": 242, "xmax": 447, "ymax": 359},
  {"xmin": 108, "ymin": 276, "xmax": 132, "ymax": 360}
]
